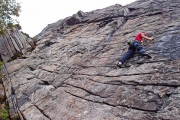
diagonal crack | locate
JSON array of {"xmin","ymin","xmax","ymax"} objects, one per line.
[
  {"xmin": 65, "ymin": 83, "xmax": 104, "ymax": 98},
  {"xmin": 72, "ymin": 72, "xmax": 155, "ymax": 77},
  {"xmin": 65, "ymin": 91, "xmax": 157, "ymax": 113},
  {"xmin": 34, "ymin": 105, "xmax": 51, "ymax": 120},
  {"xmin": 105, "ymin": 80, "xmax": 180, "ymax": 88}
]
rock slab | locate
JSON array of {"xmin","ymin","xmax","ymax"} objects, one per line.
[{"xmin": 2, "ymin": 0, "xmax": 180, "ymax": 119}]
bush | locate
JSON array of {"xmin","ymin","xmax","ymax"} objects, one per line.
[{"xmin": 0, "ymin": 104, "xmax": 9, "ymax": 120}]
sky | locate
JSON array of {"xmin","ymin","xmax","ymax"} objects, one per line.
[{"xmin": 16, "ymin": 0, "xmax": 136, "ymax": 37}]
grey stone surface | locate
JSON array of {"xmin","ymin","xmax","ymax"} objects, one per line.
[
  {"xmin": 2, "ymin": 0, "xmax": 180, "ymax": 119},
  {"xmin": 0, "ymin": 28, "xmax": 35, "ymax": 62}
]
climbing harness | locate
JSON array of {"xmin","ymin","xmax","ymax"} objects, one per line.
[{"xmin": 127, "ymin": 39, "xmax": 134, "ymax": 45}]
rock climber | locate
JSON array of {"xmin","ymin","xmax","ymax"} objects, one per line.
[{"xmin": 117, "ymin": 31, "xmax": 154, "ymax": 68}]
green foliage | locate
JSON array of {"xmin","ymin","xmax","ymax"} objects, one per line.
[
  {"xmin": 0, "ymin": 61, "xmax": 4, "ymax": 71},
  {"xmin": 0, "ymin": 0, "xmax": 21, "ymax": 35},
  {"xmin": 0, "ymin": 102, "xmax": 19, "ymax": 120},
  {"xmin": 0, "ymin": 62, "xmax": 10, "ymax": 120},
  {"xmin": 14, "ymin": 24, "xmax": 21, "ymax": 30},
  {"xmin": 13, "ymin": 114, "xmax": 19, "ymax": 120},
  {"xmin": 0, "ymin": 105, "xmax": 9, "ymax": 120},
  {"xmin": 0, "ymin": 61, "xmax": 4, "ymax": 81}
]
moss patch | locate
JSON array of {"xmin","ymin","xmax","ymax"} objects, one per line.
[
  {"xmin": 0, "ymin": 61, "xmax": 4, "ymax": 71},
  {"xmin": 0, "ymin": 61, "xmax": 4, "ymax": 82},
  {"xmin": 0, "ymin": 105, "xmax": 9, "ymax": 120}
]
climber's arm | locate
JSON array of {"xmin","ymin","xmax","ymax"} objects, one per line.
[{"xmin": 141, "ymin": 33, "xmax": 154, "ymax": 40}]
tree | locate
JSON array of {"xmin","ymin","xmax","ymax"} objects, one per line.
[{"xmin": 0, "ymin": 0, "xmax": 21, "ymax": 34}]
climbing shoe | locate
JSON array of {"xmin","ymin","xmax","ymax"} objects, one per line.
[
  {"xmin": 142, "ymin": 53, "xmax": 152, "ymax": 58},
  {"xmin": 117, "ymin": 61, "xmax": 123, "ymax": 68}
]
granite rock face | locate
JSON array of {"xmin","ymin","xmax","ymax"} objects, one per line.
[
  {"xmin": 0, "ymin": 28, "xmax": 35, "ymax": 62},
  {"xmin": 2, "ymin": 0, "xmax": 180, "ymax": 119}
]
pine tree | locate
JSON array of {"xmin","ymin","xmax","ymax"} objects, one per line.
[{"xmin": 0, "ymin": 0, "xmax": 21, "ymax": 34}]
